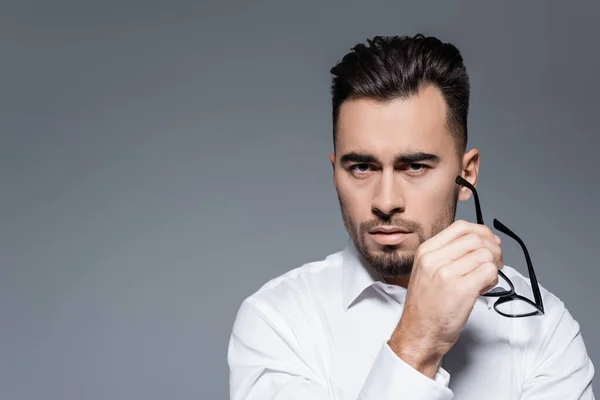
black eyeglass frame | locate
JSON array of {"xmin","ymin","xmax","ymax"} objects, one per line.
[{"xmin": 455, "ymin": 176, "xmax": 545, "ymax": 318}]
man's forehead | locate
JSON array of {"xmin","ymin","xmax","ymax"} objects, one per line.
[
  {"xmin": 335, "ymin": 90, "xmax": 452, "ymax": 155},
  {"xmin": 335, "ymin": 125, "xmax": 450, "ymax": 160},
  {"xmin": 336, "ymin": 129, "xmax": 443, "ymax": 152}
]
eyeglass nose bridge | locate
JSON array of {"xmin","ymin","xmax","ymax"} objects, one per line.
[{"xmin": 493, "ymin": 294, "xmax": 545, "ymax": 318}]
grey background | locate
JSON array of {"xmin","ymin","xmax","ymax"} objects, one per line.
[{"xmin": 1, "ymin": 0, "xmax": 598, "ymax": 399}]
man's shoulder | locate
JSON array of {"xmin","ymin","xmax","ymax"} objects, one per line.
[
  {"xmin": 500, "ymin": 265, "xmax": 576, "ymax": 332},
  {"xmin": 498, "ymin": 266, "xmax": 594, "ymax": 391},
  {"xmin": 242, "ymin": 248, "xmax": 345, "ymax": 312},
  {"xmin": 501, "ymin": 264, "xmax": 563, "ymax": 308}
]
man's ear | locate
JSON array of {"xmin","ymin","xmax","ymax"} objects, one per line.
[
  {"xmin": 458, "ymin": 148, "xmax": 480, "ymax": 202},
  {"xmin": 329, "ymin": 152, "xmax": 339, "ymax": 189}
]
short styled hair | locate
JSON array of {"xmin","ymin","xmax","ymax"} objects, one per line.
[{"xmin": 329, "ymin": 34, "xmax": 470, "ymax": 153}]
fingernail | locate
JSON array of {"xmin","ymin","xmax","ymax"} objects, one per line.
[{"xmin": 494, "ymin": 235, "xmax": 501, "ymax": 244}]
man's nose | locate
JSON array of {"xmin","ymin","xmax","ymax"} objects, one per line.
[{"xmin": 371, "ymin": 170, "xmax": 405, "ymax": 219}]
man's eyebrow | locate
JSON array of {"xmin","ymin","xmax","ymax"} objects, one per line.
[
  {"xmin": 395, "ymin": 152, "xmax": 440, "ymax": 164},
  {"xmin": 340, "ymin": 152, "xmax": 378, "ymax": 164},
  {"xmin": 339, "ymin": 151, "xmax": 440, "ymax": 164}
]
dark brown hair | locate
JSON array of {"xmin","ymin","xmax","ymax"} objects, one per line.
[{"xmin": 330, "ymin": 34, "xmax": 470, "ymax": 153}]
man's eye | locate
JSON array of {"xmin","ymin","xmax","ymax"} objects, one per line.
[
  {"xmin": 405, "ymin": 163, "xmax": 430, "ymax": 175},
  {"xmin": 353, "ymin": 164, "xmax": 370, "ymax": 172},
  {"xmin": 349, "ymin": 164, "xmax": 373, "ymax": 175}
]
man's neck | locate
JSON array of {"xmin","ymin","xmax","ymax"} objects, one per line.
[{"xmin": 384, "ymin": 276, "xmax": 410, "ymax": 288}]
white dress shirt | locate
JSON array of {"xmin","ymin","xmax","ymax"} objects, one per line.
[{"xmin": 228, "ymin": 239, "xmax": 595, "ymax": 399}]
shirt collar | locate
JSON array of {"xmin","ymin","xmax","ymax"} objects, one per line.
[
  {"xmin": 341, "ymin": 239, "xmax": 382, "ymax": 311},
  {"xmin": 340, "ymin": 238, "xmax": 495, "ymax": 311}
]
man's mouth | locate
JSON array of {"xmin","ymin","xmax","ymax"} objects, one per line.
[{"xmin": 368, "ymin": 226, "xmax": 411, "ymax": 245}]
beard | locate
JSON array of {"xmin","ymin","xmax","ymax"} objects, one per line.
[{"xmin": 337, "ymin": 190, "xmax": 458, "ymax": 280}]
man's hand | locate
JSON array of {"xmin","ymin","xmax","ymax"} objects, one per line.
[{"xmin": 388, "ymin": 220, "xmax": 504, "ymax": 379}]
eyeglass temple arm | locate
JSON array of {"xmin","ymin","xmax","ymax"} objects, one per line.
[
  {"xmin": 455, "ymin": 176, "xmax": 483, "ymax": 224},
  {"xmin": 455, "ymin": 176, "xmax": 514, "ymax": 290},
  {"xmin": 493, "ymin": 219, "xmax": 544, "ymax": 312}
]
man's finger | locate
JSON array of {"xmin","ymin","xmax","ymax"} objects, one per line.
[
  {"xmin": 418, "ymin": 220, "xmax": 499, "ymax": 256},
  {"xmin": 463, "ymin": 262, "xmax": 499, "ymax": 298}
]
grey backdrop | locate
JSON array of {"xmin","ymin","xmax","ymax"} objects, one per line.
[{"xmin": 1, "ymin": 0, "xmax": 598, "ymax": 399}]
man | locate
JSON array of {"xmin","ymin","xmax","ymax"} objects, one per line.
[{"xmin": 227, "ymin": 34, "xmax": 595, "ymax": 399}]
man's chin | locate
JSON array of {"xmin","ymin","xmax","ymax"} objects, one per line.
[{"xmin": 351, "ymin": 235, "xmax": 415, "ymax": 271}]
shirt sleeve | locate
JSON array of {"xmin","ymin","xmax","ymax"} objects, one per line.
[
  {"xmin": 521, "ymin": 300, "xmax": 595, "ymax": 399},
  {"xmin": 358, "ymin": 341, "xmax": 453, "ymax": 399},
  {"xmin": 228, "ymin": 299, "xmax": 455, "ymax": 400}
]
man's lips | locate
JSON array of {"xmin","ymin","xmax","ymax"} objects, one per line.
[
  {"xmin": 368, "ymin": 226, "xmax": 411, "ymax": 234},
  {"xmin": 368, "ymin": 226, "xmax": 412, "ymax": 245}
]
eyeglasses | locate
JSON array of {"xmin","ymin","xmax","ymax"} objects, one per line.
[{"xmin": 455, "ymin": 176, "xmax": 545, "ymax": 318}]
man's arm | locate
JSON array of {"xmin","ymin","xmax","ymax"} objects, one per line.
[
  {"xmin": 521, "ymin": 300, "xmax": 595, "ymax": 399},
  {"xmin": 227, "ymin": 299, "xmax": 453, "ymax": 400}
]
